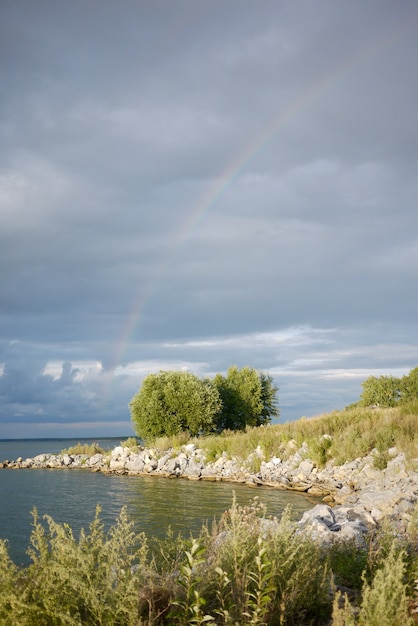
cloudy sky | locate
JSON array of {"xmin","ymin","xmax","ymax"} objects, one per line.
[{"xmin": 1, "ymin": 0, "xmax": 417, "ymax": 439}]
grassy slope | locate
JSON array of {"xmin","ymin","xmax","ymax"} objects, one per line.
[{"xmin": 154, "ymin": 402, "xmax": 418, "ymax": 470}]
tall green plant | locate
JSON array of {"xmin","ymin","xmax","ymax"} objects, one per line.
[
  {"xmin": 25, "ymin": 506, "xmax": 144, "ymax": 625},
  {"xmin": 242, "ymin": 536, "xmax": 276, "ymax": 625},
  {"xmin": 0, "ymin": 540, "xmax": 25, "ymax": 625},
  {"xmin": 1, "ymin": 497, "xmax": 417, "ymax": 624},
  {"xmin": 357, "ymin": 545, "xmax": 413, "ymax": 625},
  {"xmin": 169, "ymin": 539, "xmax": 215, "ymax": 625}
]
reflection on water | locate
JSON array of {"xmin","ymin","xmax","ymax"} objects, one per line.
[
  {"xmin": 116, "ymin": 475, "xmax": 316, "ymax": 537},
  {"xmin": 0, "ymin": 469, "xmax": 318, "ymax": 566}
]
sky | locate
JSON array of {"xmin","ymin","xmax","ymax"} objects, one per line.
[{"xmin": 1, "ymin": 0, "xmax": 417, "ymax": 439}]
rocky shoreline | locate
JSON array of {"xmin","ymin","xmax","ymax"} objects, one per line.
[{"xmin": 2, "ymin": 442, "xmax": 417, "ymax": 545}]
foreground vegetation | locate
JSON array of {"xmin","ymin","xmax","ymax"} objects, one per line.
[{"xmin": 0, "ymin": 498, "xmax": 417, "ymax": 625}]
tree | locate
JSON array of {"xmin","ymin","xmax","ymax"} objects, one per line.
[
  {"xmin": 259, "ymin": 371, "xmax": 280, "ymax": 423},
  {"xmin": 129, "ymin": 370, "xmax": 222, "ymax": 442},
  {"xmin": 400, "ymin": 366, "xmax": 418, "ymax": 404},
  {"xmin": 359, "ymin": 375, "xmax": 401, "ymax": 408},
  {"xmin": 213, "ymin": 365, "xmax": 279, "ymax": 430}
]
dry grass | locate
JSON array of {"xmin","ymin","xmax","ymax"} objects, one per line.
[
  {"xmin": 188, "ymin": 405, "xmax": 418, "ymax": 469},
  {"xmin": 145, "ymin": 404, "xmax": 418, "ymax": 472},
  {"xmin": 60, "ymin": 441, "xmax": 106, "ymax": 456}
]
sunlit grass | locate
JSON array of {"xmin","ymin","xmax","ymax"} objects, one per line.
[
  {"xmin": 146, "ymin": 405, "xmax": 418, "ymax": 474},
  {"xmin": 119, "ymin": 436, "xmax": 141, "ymax": 451},
  {"xmin": 187, "ymin": 405, "xmax": 418, "ymax": 469},
  {"xmin": 60, "ymin": 441, "xmax": 106, "ymax": 456},
  {"xmin": 153, "ymin": 430, "xmax": 192, "ymax": 452}
]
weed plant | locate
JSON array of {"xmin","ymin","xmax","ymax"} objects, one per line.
[
  {"xmin": 153, "ymin": 431, "xmax": 192, "ymax": 453},
  {"xmin": 60, "ymin": 441, "xmax": 106, "ymax": 456},
  {"xmin": 0, "ymin": 497, "xmax": 417, "ymax": 624},
  {"xmin": 120, "ymin": 437, "xmax": 141, "ymax": 451}
]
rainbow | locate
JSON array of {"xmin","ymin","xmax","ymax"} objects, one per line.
[{"xmin": 111, "ymin": 15, "xmax": 417, "ymax": 372}]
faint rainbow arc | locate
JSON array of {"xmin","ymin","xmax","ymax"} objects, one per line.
[{"xmin": 111, "ymin": 14, "xmax": 418, "ymax": 372}]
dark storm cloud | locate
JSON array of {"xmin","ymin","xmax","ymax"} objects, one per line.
[{"xmin": 0, "ymin": 0, "xmax": 417, "ymax": 436}]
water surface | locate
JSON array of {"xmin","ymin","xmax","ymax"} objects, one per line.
[{"xmin": 0, "ymin": 439, "xmax": 317, "ymax": 566}]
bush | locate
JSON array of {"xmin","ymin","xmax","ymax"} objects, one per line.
[
  {"xmin": 0, "ymin": 501, "xmax": 417, "ymax": 624},
  {"xmin": 2, "ymin": 506, "xmax": 148, "ymax": 625},
  {"xmin": 357, "ymin": 545, "xmax": 413, "ymax": 625},
  {"xmin": 130, "ymin": 366, "xmax": 280, "ymax": 443}
]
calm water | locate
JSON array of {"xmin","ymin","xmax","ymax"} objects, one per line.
[{"xmin": 0, "ymin": 439, "xmax": 317, "ymax": 566}]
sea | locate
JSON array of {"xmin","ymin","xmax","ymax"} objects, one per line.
[{"xmin": 0, "ymin": 438, "xmax": 317, "ymax": 566}]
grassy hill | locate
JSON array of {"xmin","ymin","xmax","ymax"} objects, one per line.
[{"xmin": 153, "ymin": 401, "xmax": 418, "ymax": 470}]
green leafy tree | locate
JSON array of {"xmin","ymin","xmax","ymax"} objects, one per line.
[
  {"xmin": 259, "ymin": 371, "xmax": 279, "ymax": 423},
  {"xmin": 130, "ymin": 370, "xmax": 222, "ymax": 442},
  {"xmin": 359, "ymin": 375, "xmax": 401, "ymax": 407},
  {"xmin": 400, "ymin": 366, "xmax": 418, "ymax": 404},
  {"xmin": 213, "ymin": 366, "xmax": 279, "ymax": 430}
]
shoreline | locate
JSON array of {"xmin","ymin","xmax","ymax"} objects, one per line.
[{"xmin": 2, "ymin": 441, "xmax": 417, "ymax": 545}]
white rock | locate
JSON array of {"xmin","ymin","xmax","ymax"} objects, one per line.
[{"xmin": 111, "ymin": 446, "xmax": 124, "ymax": 458}]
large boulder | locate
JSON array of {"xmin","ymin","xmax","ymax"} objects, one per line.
[
  {"xmin": 299, "ymin": 504, "xmax": 369, "ymax": 546},
  {"xmin": 88, "ymin": 453, "xmax": 104, "ymax": 467}
]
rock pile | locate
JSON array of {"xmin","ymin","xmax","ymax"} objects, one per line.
[{"xmin": 2, "ymin": 441, "xmax": 417, "ymax": 545}]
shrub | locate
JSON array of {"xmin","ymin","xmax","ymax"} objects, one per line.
[
  {"xmin": 357, "ymin": 545, "xmax": 413, "ymax": 625},
  {"xmin": 0, "ymin": 540, "xmax": 23, "ymax": 624},
  {"xmin": 0, "ymin": 500, "xmax": 417, "ymax": 624},
  {"xmin": 400, "ymin": 367, "xmax": 418, "ymax": 404},
  {"xmin": 308, "ymin": 435, "xmax": 333, "ymax": 468},
  {"xmin": 357, "ymin": 366, "xmax": 418, "ymax": 409},
  {"xmin": 327, "ymin": 540, "xmax": 368, "ymax": 591},
  {"xmin": 201, "ymin": 497, "xmax": 331, "ymax": 624}
]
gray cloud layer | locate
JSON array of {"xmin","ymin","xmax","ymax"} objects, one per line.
[{"xmin": 1, "ymin": 1, "xmax": 417, "ymax": 437}]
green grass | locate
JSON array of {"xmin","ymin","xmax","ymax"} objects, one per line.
[
  {"xmin": 165, "ymin": 405, "xmax": 418, "ymax": 470},
  {"xmin": 61, "ymin": 407, "xmax": 417, "ymax": 474}
]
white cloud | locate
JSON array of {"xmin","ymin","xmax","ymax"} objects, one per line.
[
  {"xmin": 163, "ymin": 327, "xmax": 333, "ymax": 350},
  {"xmin": 43, "ymin": 361, "xmax": 103, "ymax": 381},
  {"xmin": 114, "ymin": 360, "xmax": 210, "ymax": 378}
]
